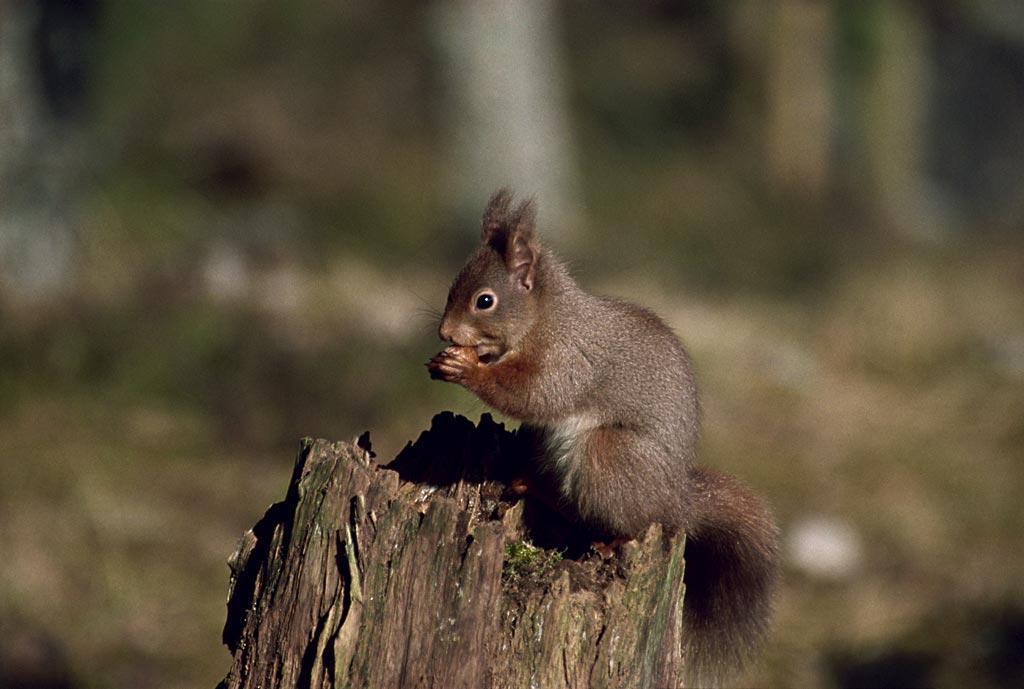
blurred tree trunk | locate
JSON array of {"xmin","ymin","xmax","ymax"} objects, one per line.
[
  {"xmin": 218, "ymin": 414, "xmax": 689, "ymax": 689},
  {"xmin": 763, "ymin": 0, "xmax": 835, "ymax": 200},
  {"xmin": 859, "ymin": 2, "xmax": 938, "ymax": 239},
  {"xmin": 0, "ymin": 0, "xmax": 95, "ymax": 303},
  {"xmin": 432, "ymin": 0, "xmax": 580, "ymax": 242}
]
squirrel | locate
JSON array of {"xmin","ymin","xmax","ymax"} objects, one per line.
[{"xmin": 427, "ymin": 189, "xmax": 779, "ymax": 686}]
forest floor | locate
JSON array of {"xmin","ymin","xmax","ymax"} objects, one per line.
[{"xmin": 2, "ymin": 241, "xmax": 1022, "ymax": 689}]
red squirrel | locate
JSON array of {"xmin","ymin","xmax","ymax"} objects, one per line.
[{"xmin": 427, "ymin": 190, "xmax": 779, "ymax": 685}]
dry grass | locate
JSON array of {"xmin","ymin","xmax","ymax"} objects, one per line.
[{"xmin": 1, "ymin": 242, "xmax": 1022, "ymax": 688}]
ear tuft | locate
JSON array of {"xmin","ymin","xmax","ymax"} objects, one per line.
[
  {"xmin": 479, "ymin": 189, "xmax": 540, "ymax": 291},
  {"xmin": 481, "ymin": 188, "xmax": 514, "ymax": 245},
  {"xmin": 510, "ymin": 197, "xmax": 536, "ymax": 242}
]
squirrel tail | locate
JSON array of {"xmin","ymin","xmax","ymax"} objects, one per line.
[{"xmin": 681, "ymin": 465, "xmax": 780, "ymax": 686}]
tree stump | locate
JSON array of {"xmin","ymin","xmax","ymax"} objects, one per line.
[{"xmin": 218, "ymin": 412, "xmax": 688, "ymax": 689}]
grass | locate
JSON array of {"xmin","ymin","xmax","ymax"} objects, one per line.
[
  {"xmin": 1, "ymin": 237, "xmax": 1022, "ymax": 688},
  {"xmin": 0, "ymin": 396, "xmax": 287, "ymax": 689}
]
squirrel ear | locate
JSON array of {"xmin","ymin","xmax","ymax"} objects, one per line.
[
  {"xmin": 479, "ymin": 190, "xmax": 539, "ymax": 291},
  {"xmin": 507, "ymin": 199, "xmax": 538, "ymax": 291},
  {"xmin": 481, "ymin": 188, "xmax": 513, "ymax": 245}
]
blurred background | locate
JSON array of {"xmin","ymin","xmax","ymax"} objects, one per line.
[{"xmin": 1, "ymin": 0, "xmax": 1023, "ymax": 687}]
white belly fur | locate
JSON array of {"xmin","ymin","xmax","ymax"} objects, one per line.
[{"xmin": 541, "ymin": 412, "xmax": 601, "ymax": 497}]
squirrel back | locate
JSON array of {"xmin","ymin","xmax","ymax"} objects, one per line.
[{"xmin": 428, "ymin": 189, "xmax": 779, "ymax": 685}]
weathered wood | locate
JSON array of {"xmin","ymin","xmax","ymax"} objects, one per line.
[{"xmin": 218, "ymin": 412, "xmax": 688, "ymax": 689}]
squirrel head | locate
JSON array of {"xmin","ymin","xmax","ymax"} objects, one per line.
[{"xmin": 438, "ymin": 189, "xmax": 542, "ymax": 362}]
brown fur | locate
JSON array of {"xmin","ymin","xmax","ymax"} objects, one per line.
[{"xmin": 428, "ymin": 189, "xmax": 779, "ymax": 686}]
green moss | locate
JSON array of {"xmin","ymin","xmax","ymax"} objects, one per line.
[{"xmin": 502, "ymin": 541, "xmax": 562, "ymax": 587}]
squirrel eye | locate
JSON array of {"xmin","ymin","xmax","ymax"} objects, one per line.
[{"xmin": 475, "ymin": 292, "xmax": 496, "ymax": 310}]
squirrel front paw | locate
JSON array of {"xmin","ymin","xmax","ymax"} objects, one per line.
[{"xmin": 427, "ymin": 345, "xmax": 481, "ymax": 384}]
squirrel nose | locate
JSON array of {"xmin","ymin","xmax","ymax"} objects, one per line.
[{"xmin": 438, "ymin": 318, "xmax": 453, "ymax": 342}]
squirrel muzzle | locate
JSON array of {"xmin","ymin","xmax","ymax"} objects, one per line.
[{"xmin": 438, "ymin": 317, "xmax": 481, "ymax": 349}]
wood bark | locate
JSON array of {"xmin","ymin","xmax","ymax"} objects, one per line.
[{"xmin": 218, "ymin": 412, "xmax": 688, "ymax": 689}]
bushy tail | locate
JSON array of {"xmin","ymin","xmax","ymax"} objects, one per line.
[{"xmin": 681, "ymin": 466, "xmax": 780, "ymax": 687}]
